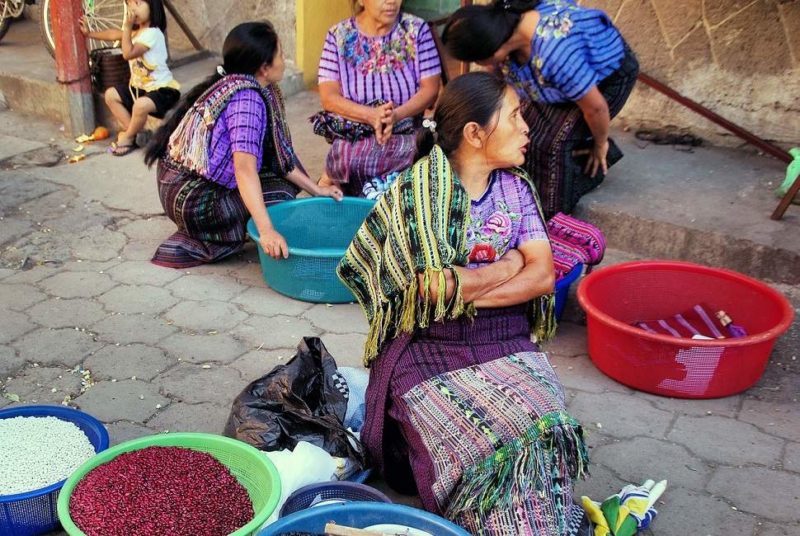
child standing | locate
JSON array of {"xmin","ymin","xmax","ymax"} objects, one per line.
[{"xmin": 81, "ymin": 0, "xmax": 180, "ymax": 156}]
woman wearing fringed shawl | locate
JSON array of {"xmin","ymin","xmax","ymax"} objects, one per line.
[
  {"xmin": 338, "ymin": 72, "xmax": 591, "ymax": 535},
  {"xmin": 443, "ymin": 0, "xmax": 639, "ymax": 220},
  {"xmin": 312, "ymin": 0, "xmax": 442, "ymax": 199},
  {"xmin": 144, "ymin": 22, "xmax": 343, "ymax": 269}
]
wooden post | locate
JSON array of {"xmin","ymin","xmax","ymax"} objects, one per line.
[{"xmin": 51, "ymin": 0, "xmax": 94, "ymax": 135}]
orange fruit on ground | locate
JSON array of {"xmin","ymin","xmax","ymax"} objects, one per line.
[{"xmin": 92, "ymin": 126, "xmax": 110, "ymax": 140}]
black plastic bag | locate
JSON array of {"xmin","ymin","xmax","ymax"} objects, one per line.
[{"xmin": 224, "ymin": 337, "xmax": 364, "ymax": 464}]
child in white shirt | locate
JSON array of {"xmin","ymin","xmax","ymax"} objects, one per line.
[{"xmin": 82, "ymin": 0, "xmax": 180, "ymax": 156}]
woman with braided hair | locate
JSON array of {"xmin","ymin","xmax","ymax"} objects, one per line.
[
  {"xmin": 443, "ymin": 0, "xmax": 639, "ymax": 219},
  {"xmin": 144, "ymin": 22, "xmax": 342, "ymax": 268},
  {"xmin": 339, "ymin": 72, "xmax": 591, "ymax": 535}
]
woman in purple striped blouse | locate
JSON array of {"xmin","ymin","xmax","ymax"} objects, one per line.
[{"xmin": 313, "ymin": 0, "xmax": 442, "ymax": 198}]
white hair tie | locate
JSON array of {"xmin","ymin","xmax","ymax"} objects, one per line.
[
  {"xmin": 422, "ymin": 118, "xmax": 437, "ymax": 133},
  {"xmin": 216, "ymin": 65, "xmax": 227, "ymax": 76}
]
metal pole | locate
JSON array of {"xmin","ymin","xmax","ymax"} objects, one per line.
[
  {"xmin": 637, "ymin": 73, "xmax": 791, "ymax": 164},
  {"xmin": 51, "ymin": 0, "xmax": 94, "ymax": 136},
  {"xmin": 163, "ymin": 0, "xmax": 204, "ymax": 51}
]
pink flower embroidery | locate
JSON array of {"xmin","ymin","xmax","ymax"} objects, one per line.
[{"xmin": 483, "ymin": 211, "xmax": 512, "ymax": 237}]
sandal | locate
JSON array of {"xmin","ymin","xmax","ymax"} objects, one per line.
[{"xmin": 111, "ymin": 142, "xmax": 138, "ymax": 157}]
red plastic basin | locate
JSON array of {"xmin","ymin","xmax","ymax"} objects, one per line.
[{"xmin": 577, "ymin": 261, "xmax": 794, "ymax": 398}]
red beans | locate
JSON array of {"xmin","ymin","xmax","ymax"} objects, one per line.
[{"xmin": 69, "ymin": 446, "xmax": 254, "ymax": 536}]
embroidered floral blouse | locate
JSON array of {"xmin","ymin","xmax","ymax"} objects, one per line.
[
  {"xmin": 318, "ymin": 12, "xmax": 442, "ymax": 107},
  {"xmin": 466, "ymin": 170, "xmax": 548, "ymax": 268}
]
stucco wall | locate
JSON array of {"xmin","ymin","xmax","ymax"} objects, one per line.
[
  {"xmin": 166, "ymin": 0, "xmax": 297, "ymax": 65},
  {"xmin": 166, "ymin": 1, "xmax": 799, "ymax": 147},
  {"xmin": 580, "ymin": 0, "xmax": 800, "ymax": 147}
]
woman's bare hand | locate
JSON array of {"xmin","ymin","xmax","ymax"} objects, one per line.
[
  {"xmin": 79, "ymin": 16, "xmax": 90, "ymax": 36},
  {"xmin": 259, "ymin": 228, "xmax": 289, "ymax": 259},
  {"xmin": 371, "ymin": 102, "xmax": 394, "ymax": 144}
]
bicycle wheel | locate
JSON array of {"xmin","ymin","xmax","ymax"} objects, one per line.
[{"xmin": 41, "ymin": 0, "xmax": 127, "ymax": 58}]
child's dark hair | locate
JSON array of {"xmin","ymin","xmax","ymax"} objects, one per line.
[
  {"xmin": 442, "ymin": 0, "xmax": 541, "ymax": 62},
  {"xmin": 145, "ymin": 21, "xmax": 280, "ymax": 167},
  {"xmin": 138, "ymin": 0, "xmax": 168, "ymax": 33},
  {"xmin": 414, "ymin": 71, "xmax": 508, "ymax": 160}
]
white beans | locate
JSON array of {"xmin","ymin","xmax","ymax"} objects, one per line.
[{"xmin": 0, "ymin": 416, "xmax": 97, "ymax": 495}]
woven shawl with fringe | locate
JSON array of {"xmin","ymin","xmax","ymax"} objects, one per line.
[
  {"xmin": 337, "ymin": 144, "xmax": 556, "ymax": 367},
  {"xmin": 167, "ymin": 74, "xmax": 294, "ymax": 177}
]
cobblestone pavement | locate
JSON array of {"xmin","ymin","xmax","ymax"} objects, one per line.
[{"xmin": 1, "ymin": 99, "xmax": 798, "ymax": 536}]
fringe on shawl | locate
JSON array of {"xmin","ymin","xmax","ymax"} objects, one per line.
[
  {"xmin": 446, "ymin": 410, "xmax": 589, "ymax": 520},
  {"xmin": 167, "ymin": 74, "xmax": 294, "ymax": 177},
  {"xmin": 337, "ymin": 145, "xmax": 556, "ymax": 367}
]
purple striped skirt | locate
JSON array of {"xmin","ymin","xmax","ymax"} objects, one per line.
[{"xmin": 362, "ymin": 305, "xmax": 590, "ymax": 535}]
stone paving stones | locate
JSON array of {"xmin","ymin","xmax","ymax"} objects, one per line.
[
  {"xmin": 572, "ymin": 464, "xmax": 626, "ymax": 502},
  {"xmin": 117, "ymin": 217, "xmax": 176, "ymax": 241},
  {"xmin": 106, "ymin": 421, "xmax": 156, "ymax": 446},
  {"xmin": 668, "ymin": 415, "xmax": 784, "ymax": 466},
  {"xmin": 74, "ymin": 380, "xmax": 170, "ymax": 423},
  {"xmin": 632, "ymin": 389, "xmax": 742, "ymax": 418},
  {"xmin": 39, "ymin": 271, "xmax": 116, "ymax": 298},
  {"xmin": 2, "ymin": 365, "xmax": 83, "ymax": 405},
  {"xmin": 231, "ymin": 284, "xmax": 314, "ymax": 317},
  {"xmin": 98, "ymin": 284, "xmax": 178, "ymax": 315},
  {"xmin": 784, "ymin": 442, "xmax": 800, "ymax": 473},
  {"xmin": 166, "ymin": 273, "xmax": 248, "ymax": 301},
  {"xmin": 229, "ymin": 348, "xmax": 294, "ymax": 382},
  {"xmin": 568, "ymin": 391, "xmax": 674, "ymax": 439},
  {"xmin": 655, "ymin": 488, "xmax": 758, "ymax": 536},
  {"xmin": 707, "ymin": 467, "xmax": 800, "ymax": 522},
  {"xmin": 739, "ymin": 399, "xmax": 800, "ymax": 442},
  {"xmin": 231, "ymin": 314, "xmax": 320, "ymax": 350},
  {"xmin": 2, "ymin": 266, "xmax": 58, "ymax": 284},
  {"xmin": 2, "ymin": 283, "xmax": 47, "ymax": 310},
  {"xmin": 91, "ymin": 314, "xmax": 177, "ymax": 345},
  {"xmin": 591, "ymin": 437, "xmax": 711, "ymax": 490},
  {"xmin": 0, "ymin": 308, "xmax": 34, "ymax": 345},
  {"xmin": 69, "ymin": 225, "xmax": 127, "ymax": 261},
  {"xmin": 542, "ymin": 322, "xmax": 588, "ymax": 357},
  {"xmin": 302, "ymin": 303, "xmax": 369, "ymax": 334},
  {"xmin": 314, "ymin": 332, "xmax": 368, "ymax": 368},
  {"xmin": 163, "ymin": 300, "xmax": 248, "ymax": 332},
  {"xmin": 0, "ymin": 344, "xmax": 25, "ymax": 379},
  {"xmin": 84, "ymin": 344, "xmax": 174, "ymax": 382},
  {"xmin": 159, "ymin": 333, "xmax": 249, "ymax": 364},
  {"xmin": 27, "ymin": 298, "xmax": 107, "ymax": 328},
  {"xmin": 147, "ymin": 402, "xmax": 230, "ymax": 434},
  {"xmin": 107, "ymin": 260, "xmax": 183, "ymax": 286},
  {"xmin": 549, "ymin": 353, "xmax": 634, "ymax": 394},
  {"xmin": 158, "ymin": 363, "xmax": 247, "ymax": 405},
  {"xmin": 12, "ymin": 328, "xmax": 103, "ymax": 368}
]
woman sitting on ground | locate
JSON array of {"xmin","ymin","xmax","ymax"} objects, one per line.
[
  {"xmin": 144, "ymin": 21, "xmax": 343, "ymax": 269},
  {"xmin": 313, "ymin": 0, "xmax": 441, "ymax": 198},
  {"xmin": 338, "ymin": 72, "xmax": 590, "ymax": 535},
  {"xmin": 443, "ymin": 0, "xmax": 639, "ymax": 218},
  {"xmin": 81, "ymin": 0, "xmax": 180, "ymax": 156}
]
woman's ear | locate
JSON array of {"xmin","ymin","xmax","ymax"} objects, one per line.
[{"xmin": 461, "ymin": 121, "xmax": 485, "ymax": 149}]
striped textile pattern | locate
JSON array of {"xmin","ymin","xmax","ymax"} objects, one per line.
[
  {"xmin": 318, "ymin": 12, "xmax": 441, "ymax": 107},
  {"xmin": 401, "ymin": 352, "xmax": 588, "ymax": 535},
  {"xmin": 501, "ymin": 0, "xmax": 625, "ymax": 105},
  {"xmin": 336, "ymin": 145, "xmax": 556, "ymax": 366}
]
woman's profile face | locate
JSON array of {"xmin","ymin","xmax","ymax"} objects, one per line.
[
  {"xmin": 360, "ymin": 0, "xmax": 402, "ymax": 26},
  {"xmin": 263, "ymin": 41, "xmax": 286, "ymax": 84},
  {"xmin": 481, "ymin": 87, "xmax": 530, "ymax": 168}
]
